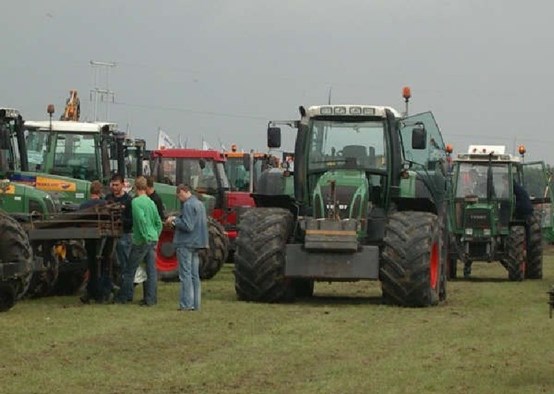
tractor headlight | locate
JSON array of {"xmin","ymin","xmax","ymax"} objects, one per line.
[{"xmin": 465, "ymin": 228, "xmax": 473, "ymax": 236}]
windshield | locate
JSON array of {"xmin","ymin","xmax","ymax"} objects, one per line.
[
  {"xmin": 26, "ymin": 130, "xmax": 49, "ymax": 171},
  {"xmin": 455, "ymin": 162, "xmax": 510, "ymax": 199},
  {"xmin": 307, "ymin": 119, "xmax": 386, "ymax": 172},
  {"xmin": 26, "ymin": 130, "xmax": 100, "ymax": 180},
  {"xmin": 225, "ymin": 157, "xmax": 250, "ymax": 191},
  {"xmin": 157, "ymin": 158, "xmax": 229, "ymax": 192}
]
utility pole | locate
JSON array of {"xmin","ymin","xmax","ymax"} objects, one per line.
[{"xmin": 89, "ymin": 60, "xmax": 116, "ymax": 121}]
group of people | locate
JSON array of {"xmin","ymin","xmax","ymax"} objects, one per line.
[{"xmin": 79, "ymin": 174, "xmax": 208, "ymax": 311}]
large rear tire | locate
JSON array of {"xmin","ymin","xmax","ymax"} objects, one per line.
[
  {"xmin": 198, "ymin": 217, "xmax": 228, "ymax": 280},
  {"xmin": 0, "ymin": 213, "xmax": 33, "ymax": 310},
  {"xmin": 525, "ymin": 216, "xmax": 543, "ymax": 279},
  {"xmin": 381, "ymin": 211, "xmax": 445, "ymax": 307},
  {"xmin": 156, "ymin": 217, "xmax": 228, "ymax": 281},
  {"xmin": 234, "ymin": 208, "xmax": 294, "ymax": 302},
  {"xmin": 503, "ymin": 226, "xmax": 525, "ymax": 281}
]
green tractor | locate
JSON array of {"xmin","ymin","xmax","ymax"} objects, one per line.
[
  {"xmin": 447, "ymin": 145, "xmax": 543, "ymax": 280},
  {"xmin": 234, "ymin": 101, "xmax": 450, "ymax": 307},
  {"xmin": 0, "ymin": 108, "xmax": 93, "ymax": 303}
]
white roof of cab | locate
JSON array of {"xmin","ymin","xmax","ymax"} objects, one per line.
[
  {"xmin": 23, "ymin": 120, "xmax": 117, "ymax": 133},
  {"xmin": 0, "ymin": 108, "xmax": 21, "ymax": 118},
  {"xmin": 467, "ymin": 145, "xmax": 506, "ymax": 155},
  {"xmin": 306, "ymin": 105, "xmax": 402, "ymax": 119}
]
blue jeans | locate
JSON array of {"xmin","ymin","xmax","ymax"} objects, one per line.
[
  {"xmin": 177, "ymin": 247, "xmax": 201, "ymax": 310},
  {"xmin": 116, "ymin": 241, "xmax": 158, "ymax": 305},
  {"xmin": 115, "ymin": 233, "xmax": 132, "ymax": 284}
]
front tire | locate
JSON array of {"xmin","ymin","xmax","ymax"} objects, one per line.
[
  {"xmin": 503, "ymin": 226, "xmax": 525, "ymax": 281},
  {"xmin": 525, "ymin": 216, "xmax": 543, "ymax": 279},
  {"xmin": 381, "ymin": 211, "xmax": 444, "ymax": 307},
  {"xmin": 0, "ymin": 213, "xmax": 33, "ymax": 309},
  {"xmin": 234, "ymin": 208, "xmax": 294, "ymax": 302}
]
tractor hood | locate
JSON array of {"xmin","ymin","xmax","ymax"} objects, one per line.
[{"xmin": 312, "ymin": 170, "xmax": 369, "ymax": 219}]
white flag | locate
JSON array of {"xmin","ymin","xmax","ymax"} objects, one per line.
[
  {"xmin": 202, "ymin": 140, "xmax": 212, "ymax": 150},
  {"xmin": 157, "ymin": 129, "xmax": 176, "ymax": 149}
]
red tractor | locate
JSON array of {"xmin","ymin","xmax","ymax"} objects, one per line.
[{"xmin": 150, "ymin": 149, "xmax": 231, "ymax": 279}]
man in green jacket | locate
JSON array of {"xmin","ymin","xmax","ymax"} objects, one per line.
[{"xmin": 115, "ymin": 176, "xmax": 162, "ymax": 306}]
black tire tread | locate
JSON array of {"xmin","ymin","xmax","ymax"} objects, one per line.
[
  {"xmin": 504, "ymin": 226, "xmax": 525, "ymax": 281},
  {"xmin": 525, "ymin": 216, "xmax": 543, "ymax": 279},
  {"xmin": 198, "ymin": 217, "xmax": 229, "ymax": 280},
  {"xmin": 381, "ymin": 211, "xmax": 442, "ymax": 307},
  {"xmin": 0, "ymin": 212, "xmax": 33, "ymax": 309},
  {"xmin": 234, "ymin": 208, "xmax": 294, "ymax": 302}
]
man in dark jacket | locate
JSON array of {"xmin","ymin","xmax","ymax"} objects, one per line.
[
  {"xmin": 105, "ymin": 174, "xmax": 133, "ymax": 290},
  {"xmin": 513, "ymin": 179, "xmax": 534, "ymax": 250},
  {"xmin": 513, "ymin": 180, "xmax": 533, "ymax": 220},
  {"xmin": 146, "ymin": 176, "xmax": 165, "ymax": 220},
  {"xmin": 79, "ymin": 181, "xmax": 113, "ymax": 303}
]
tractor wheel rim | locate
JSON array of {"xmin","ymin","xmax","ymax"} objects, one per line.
[{"xmin": 430, "ymin": 241, "xmax": 439, "ymax": 289}]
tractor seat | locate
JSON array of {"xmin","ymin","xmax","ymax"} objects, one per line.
[{"xmin": 342, "ymin": 145, "xmax": 368, "ymax": 166}]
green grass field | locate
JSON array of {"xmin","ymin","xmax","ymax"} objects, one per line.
[{"xmin": 2, "ymin": 250, "xmax": 554, "ymax": 394}]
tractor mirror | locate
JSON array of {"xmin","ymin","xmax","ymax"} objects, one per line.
[
  {"xmin": 411, "ymin": 126, "xmax": 427, "ymax": 150},
  {"xmin": 267, "ymin": 127, "xmax": 281, "ymax": 148}
]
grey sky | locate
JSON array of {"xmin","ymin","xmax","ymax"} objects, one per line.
[{"xmin": 3, "ymin": 1, "xmax": 554, "ymax": 161}]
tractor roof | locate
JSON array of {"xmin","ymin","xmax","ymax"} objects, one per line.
[
  {"xmin": 0, "ymin": 108, "xmax": 21, "ymax": 119},
  {"xmin": 306, "ymin": 105, "xmax": 402, "ymax": 119},
  {"xmin": 24, "ymin": 120, "xmax": 118, "ymax": 133},
  {"xmin": 152, "ymin": 148, "xmax": 226, "ymax": 162},
  {"xmin": 224, "ymin": 151, "xmax": 267, "ymax": 159},
  {"xmin": 454, "ymin": 144, "xmax": 520, "ymax": 163}
]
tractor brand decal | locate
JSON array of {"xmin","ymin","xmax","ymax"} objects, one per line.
[
  {"xmin": 9, "ymin": 173, "xmax": 36, "ymax": 186},
  {"xmin": 35, "ymin": 176, "xmax": 77, "ymax": 192}
]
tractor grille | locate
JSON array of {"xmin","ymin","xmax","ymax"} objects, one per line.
[
  {"xmin": 464, "ymin": 209, "xmax": 491, "ymax": 229},
  {"xmin": 318, "ymin": 185, "xmax": 358, "ymax": 219}
]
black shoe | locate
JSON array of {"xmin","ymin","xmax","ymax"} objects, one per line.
[
  {"xmin": 139, "ymin": 300, "xmax": 155, "ymax": 307},
  {"xmin": 177, "ymin": 307, "xmax": 195, "ymax": 312}
]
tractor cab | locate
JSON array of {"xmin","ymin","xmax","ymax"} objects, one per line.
[
  {"xmin": 151, "ymin": 148, "xmax": 229, "ymax": 211},
  {"xmin": 0, "ymin": 108, "xmax": 58, "ymax": 215}
]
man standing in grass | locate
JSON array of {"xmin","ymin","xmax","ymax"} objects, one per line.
[
  {"xmin": 79, "ymin": 180, "xmax": 112, "ymax": 304},
  {"xmin": 115, "ymin": 176, "xmax": 162, "ymax": 306},
  {"xmin": 166, "ymin": 184, "xmax": 208, "ymax": 311}
]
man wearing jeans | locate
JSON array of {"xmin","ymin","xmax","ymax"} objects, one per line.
[
  {"xmin": 167, "ymin": 184, "xmax": 208, "ymax": 311},
  {"xmin": 115, "ymin": 176, "xmax": 162, "ymax": 306},
  {"xmin": 105, "ymin": 174, "xmax": 133, "ymax": 289}
]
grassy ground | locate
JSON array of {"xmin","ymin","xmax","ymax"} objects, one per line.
[{"xmin": 2, "ymin": 250, "xmax": 554, "ymax": 394}]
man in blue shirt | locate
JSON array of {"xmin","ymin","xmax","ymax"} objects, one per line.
[{"xmin": 167, "ymin": 184, "xmax": 209, "ymax": 311}]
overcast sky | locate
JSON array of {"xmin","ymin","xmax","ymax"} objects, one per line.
[{"xmin": 2, "ymin": 0, "xmax": 554, "ymax": 161}]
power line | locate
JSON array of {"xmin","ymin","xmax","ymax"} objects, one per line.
[{"xmin": 95, "ymin": 99, "xmax": 268, "ymax": 121}]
